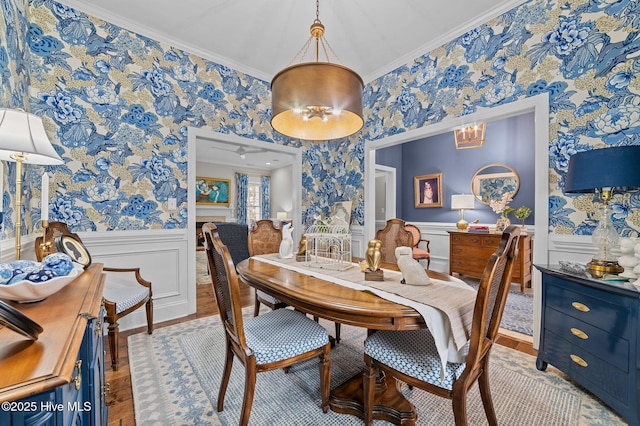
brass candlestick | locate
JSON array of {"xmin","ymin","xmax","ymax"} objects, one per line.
[{"xmin": 40, "ymin": 220, "xmax": 52, "ymax": 258}]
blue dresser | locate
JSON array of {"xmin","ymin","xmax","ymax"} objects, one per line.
[
  {"xmin": 536, "ymin": 265, "xmax": 640, "ymax": 426},
  {"xmin": 0, "ymin": 264, "xmax": 107, "ymax": 425}
]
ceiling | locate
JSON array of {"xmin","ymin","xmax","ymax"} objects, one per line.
[
  {"xmin": 58, "ymin": 0, "xmax": 523, "ymax": 168},
  {"xmin": 198, "ymin": 139, "xmax": 295, "ymax": 170}
]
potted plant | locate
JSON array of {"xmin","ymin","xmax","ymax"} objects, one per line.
[{"xmin": 513, "ymin": 206, "xmax": 532, "ymax": 230}]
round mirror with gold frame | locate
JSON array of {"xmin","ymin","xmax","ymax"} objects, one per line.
[{"xmin": 471, "ymin": 163, "xmax": 520, "ymax": 204}]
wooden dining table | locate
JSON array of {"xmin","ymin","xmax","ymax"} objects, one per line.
[{"xmin": 236, "ymin": 256, "xmax": 466, "ymax": 424}]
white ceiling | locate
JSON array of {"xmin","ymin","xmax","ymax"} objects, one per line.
[{"xmin": 58, "ymin": 0, "xmax": 524, "ymax": 168}]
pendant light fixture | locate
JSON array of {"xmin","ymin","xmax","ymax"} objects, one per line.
[{"xmin": 271, "ymin": 0, "xmax": 364, "ymax": 141}]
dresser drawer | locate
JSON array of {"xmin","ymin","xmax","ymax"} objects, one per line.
[
  {"xmin": 542, "ymin": 329, "xmax": 630, "ymax": 405},
  {"xmin": 546, "ymin": 277, "xmax": 631, "ymax": 339},
  {"xmin": 545, "ymin": 307, "xmax": 629, "ymax": 372},
  {"xmin": 450, "ymin": 233, "xmax": 501, "ymax": 247}
]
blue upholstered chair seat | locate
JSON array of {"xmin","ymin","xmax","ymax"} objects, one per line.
[
  {"xmin": 364, "ymin": 329, "xmax": 466, "ymax": 390},
  {"xmin": 244, "ymin": 308, "xmax": 329, "ymax": 364},
  {"xmin": 255, "ymin": 289, "xmax": 282, "ymax": 305}
]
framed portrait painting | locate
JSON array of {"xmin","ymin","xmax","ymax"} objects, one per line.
[
  {"xmin": 414, "ymin": 173, "xmax": 443, "ymax": 208},
  {"xmin": 196, "ymin": 177, "xmax": 231, "ymax": 206}
]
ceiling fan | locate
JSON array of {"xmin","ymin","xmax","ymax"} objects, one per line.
[{"xmin": 218, "ymin": 145, "xmax": 266, "ymax": 159}]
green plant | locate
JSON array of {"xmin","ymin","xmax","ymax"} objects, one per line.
[{"xmin": 513, "ymin": 206, "xmax": 531, "ymax": 220}]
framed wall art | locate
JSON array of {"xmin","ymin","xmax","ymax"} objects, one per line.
[
  {"xmin": 414, "ymin": 173, "xmax": 443, "ymax": 208},
  {"xmin": 196, "ymin": 177, "xmax": 231, "ymax": 206}
]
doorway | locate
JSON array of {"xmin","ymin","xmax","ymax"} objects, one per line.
[
  {"xmin": 363, "ymin": 93, "xmax": 550, "ymax": 347},
  {"xmin": 186, "ymin": 128, "xmax": 302, "ymax": 314}
]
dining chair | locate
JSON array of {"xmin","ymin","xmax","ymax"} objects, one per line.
[
  {"xmin": 375, "ymin": 218, "xmax": 414, "ymax": 263},
  {"xmin": 363, "ymin": 225, "xmax": 521, "ymax": 426},
  {"xmin": 35, "ymin": 221, "xmax": 153, "ymax": 371},
  {"xmin": 248, "ymin": 219, "xmax": 342, "ymax": 343},
  {"xmin": 404, "ymin": 223, "xmax": 431, "ymax": 269},
  {"xmin": 202, "ymin": 222, "xmax": 331, "ymax": 426},
  {"xmin": 247, "ymin": 219, "xmax": 288, "ymax": 315}
]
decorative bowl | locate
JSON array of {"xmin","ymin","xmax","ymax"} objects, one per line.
[{"xmin": 0, "ymin": 266, "xmax": 83, "ymax": 303}]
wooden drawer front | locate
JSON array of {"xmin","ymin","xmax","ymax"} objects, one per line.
[
  {"xmin": 545, "ymin": 307, "xmax": 629, "ymax": 372},
  {"xmin": 542, "ymin": 329, "xmax": 630, "ymax": 406},
  {"xmin": 450, "ymin": 256, "xmax": 486, "ymax": 276},
  {"xmin": 546, "ymin": 278, "xmax": 631, "ymax": 339},
  {"xmin": 451, "ymin": 233, "xmax": 500, "ymax": 247},
  {"xmin": 450, "ymin": 244, "xmax": 492, "ymax": 259}
]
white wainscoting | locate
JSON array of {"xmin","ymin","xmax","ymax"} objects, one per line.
[
  {"xmin": 18, "ymin": 228, "xmax": 191, "ymax": 332},
  {"xmin": 11, "ymin": 225, "xmax": 596, "ymax": 337}
]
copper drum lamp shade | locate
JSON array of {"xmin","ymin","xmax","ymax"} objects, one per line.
[{"xmin": 271, "ymin": 62, "xmax": 364, "ymax": 141}]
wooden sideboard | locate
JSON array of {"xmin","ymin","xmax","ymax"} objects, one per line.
[
  {"xmin": 449, "ymin": 230, "xmax": 532, "ymax": 291},
  {"xmin": 0, "ymin": 264, "xmax": 108, "ymax": 425},
  {"xmin": 535, "ymin": 265, "xmax": 640, "ymax": 426}
]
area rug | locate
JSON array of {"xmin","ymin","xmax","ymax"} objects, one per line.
[
  {"xmin": 129, "ymin": 308, "xmax": 624, "ymax": 425},
  {"xmin": 462, "ymin": 277, "xmax": 533, "ymax": 336},
  {"xmin": 196, "ymin": 250, "xmax": 210, "ymax": 284}
]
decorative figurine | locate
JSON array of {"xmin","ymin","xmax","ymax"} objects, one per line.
[
  {"xmin": 295, "ymin": 234, "xmax": 307, "ymax": 262},
  {"xmin": 364, "ymin": 239, "xmax": 384, "ymax": 281},
  {"xmin": 278, "ymin": 223, "xmax": 294, "ymax": 259},
  {"xmin": 395, "ymin": 246, "xmax": 430, "ymax": 285}
]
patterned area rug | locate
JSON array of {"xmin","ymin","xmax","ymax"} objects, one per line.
[
  {"xmin": 462, "ymin": 277, "xmax": 533, "ymax": 336},
  {"xmin": 129, "ymin": 308, "xmax": 624, "ymax": 425},
  {"xmin": 196, "ymin": 250, "xmax": 210, "ymax": 285}
]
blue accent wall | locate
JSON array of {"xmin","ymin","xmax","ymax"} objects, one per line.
[{"xmin": 376, "ymin": 112, "xmax": 535, "ymax": 225}]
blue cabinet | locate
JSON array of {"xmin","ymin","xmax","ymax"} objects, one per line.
[
  {"xmin": 0, "ymin": 265, "xmax": 107, "ymax": 425},
  {"xmin": 536, "ymin": 265, "xmax": 640, "ymax": 426}
]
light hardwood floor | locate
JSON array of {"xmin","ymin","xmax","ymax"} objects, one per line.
[{"xmin": 105, "ymin": 279, "xmax": 536, "ymax": 425}]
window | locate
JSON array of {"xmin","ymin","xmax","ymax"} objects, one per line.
[{"xmin": 247, "ymin": 182, "xmax": 261, "ymax": 224}]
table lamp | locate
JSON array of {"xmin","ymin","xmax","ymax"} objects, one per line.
[
  {"xmin": 0, "ymin": 109, "xmax": 63, "ymax": 260},
  {"xmin": 451, "ymin": 194, "xmax": 475, "ymax": 231},
  {"xmin": 565, "ymin": 145, "xmax": 640, "ymax": 277}
]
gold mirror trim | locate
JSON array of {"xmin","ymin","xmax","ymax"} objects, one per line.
[{"xmin": 470, "ymin": 163, "xmax": 520, "ymax": 205}]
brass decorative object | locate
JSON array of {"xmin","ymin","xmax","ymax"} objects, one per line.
[
  {"xmin": 39, "ymin": 220, "xmax": 52, "ymax": 258},
  {"xmin": 364, "ymin": 239, "xmax": 384, "ymax": 281}
]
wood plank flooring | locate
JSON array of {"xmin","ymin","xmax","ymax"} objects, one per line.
[{"xmin": 105, "ymin": 279, "xmax": 536, "ymax": 425}]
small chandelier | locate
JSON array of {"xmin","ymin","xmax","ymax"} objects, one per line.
[
  {"xmin": 454, "ymin": 123, "xmax": 486, "ymax": 149},
  {"xmin": 270, "ymin": 0, "xmax": 364, "ymax": 141}
]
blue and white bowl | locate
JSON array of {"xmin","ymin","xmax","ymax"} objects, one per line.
[{"xmin": 0, "ymin": 265, "xmax": 83, "ymax": 303}]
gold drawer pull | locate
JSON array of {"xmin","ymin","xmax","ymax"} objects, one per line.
[
  {"xmin": 72, "ymin": 360, "xmax": 82, "ymax": 390},
  {"xmin": 571, "ymin": 302, "xmax": 590, "ymax": 312},
  {"xmin": 570, "ymin": 354, "xmax": 588, "ymax": 367},
  {"xmin": 570, "ymin": 328, "xmax": 588, "ymax": 339}
]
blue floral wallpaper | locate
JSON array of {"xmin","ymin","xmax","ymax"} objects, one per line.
[
  {"xmin": 0, "ymin": 0, "xmax": 639, "ymax": 239},
  {"xmin": 365, "ymin": 0, "xmax": 640, "ymax": 237}
]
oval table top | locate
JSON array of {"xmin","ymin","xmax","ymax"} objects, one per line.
[{"xmin": 236, "ymin": 257, "xmax": 457, "ymax": 331}]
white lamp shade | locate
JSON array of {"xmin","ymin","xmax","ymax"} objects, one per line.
[
  {"xmin": 451, "ymin": 194, "xmax": 475, "ymax": 210},
  {"xmin": 0, "ymin": 109, "xmax": 63, "ymax": 165}
]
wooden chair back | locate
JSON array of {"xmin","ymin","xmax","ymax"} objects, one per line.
[
  {"xmin": 403, "ymin": 224, "xmax": 421, "ymax": 249},
  {"xmin": 202, "ymin": 222, "xmax": 248, "ymax": 349},
  {"xmin": 465, "ymin": 225, "xmax": 521, "ymax": 369},
  {"xmin": 374, "ymin": 218, "xmax": 413, "ymax": 263},
  {"xmin": 248, "ymin": 219, "xmax": 282, "ymax": 256}
]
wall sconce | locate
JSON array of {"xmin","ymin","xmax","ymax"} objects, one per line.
[
  {"xmin": 454, "ymin": 123, "xmax": 485, "ymax": 149},
  {"xmin": 451, "ymin": 194, "xmax": 475, "ymax": 230},
  {"xmin": 0, "ymin": 109, "xmax": 63, "ymax": 260},
  {"xmin": 565, "ymin": 145, "xmax": 640, "ymax": 277}
]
